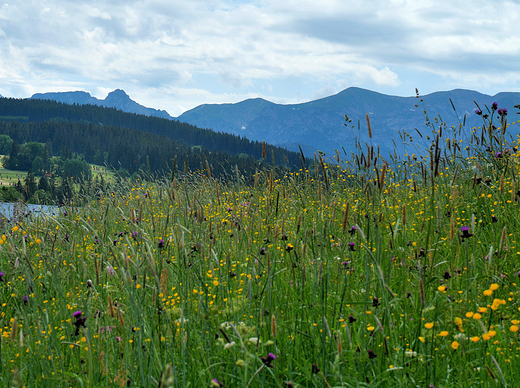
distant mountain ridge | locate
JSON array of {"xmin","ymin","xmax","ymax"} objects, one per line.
[
  {"xmin": 30, "ymin": 89, "xmax": 173, "ymax": 119},
  {"xmin": 177, "ymin": 87, "xmax": 520, "ymax": 157}
]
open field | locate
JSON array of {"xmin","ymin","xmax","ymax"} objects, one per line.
[{"xmin": 1, "ymin": 112, "xmax": 520, "ymax": 387}]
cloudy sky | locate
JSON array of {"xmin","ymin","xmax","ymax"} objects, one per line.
[{"xmin": 1, "ymin": 0, "xmax": 520, "ymax": 116}]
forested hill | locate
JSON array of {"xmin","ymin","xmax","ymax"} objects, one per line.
[{"xmin": 0, "ymin": 97, "xmax": 301, "ymax": 169}]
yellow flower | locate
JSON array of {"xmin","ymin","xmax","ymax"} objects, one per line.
[
  {"xmin": 472, "ymin": 313, "xmax": 482, "ymax": 320},
  {"xmin": 438, "ymin": 286, "xmax": 446, "ymax": 292},
  {"xmin": 490, "ymin": 283, "xmax": 499, "ymax": 291},
  {"xmin": 213, "ymin": 280, "xmax": 219, "ymax": 287},
  {"xmin": 483, "ymin": 289, "xmax": 493, "ymax": 296},
  {"xmin": 451, "ymin": 341, "xmax": 460, "ymax": 350},
  {"xmin": 477, "ymin": 307, "xmax": 488, "ymax": 313},
  {"xmin": 12, "ymin": 226, "xmax": 18, "ymax": 232},
  {"xmin": 510, "ymin": 325, "xmax": 519, "ymax": 333},
  {"xmin": 488, "ymin": 330, "xmax": 497, "ymax": 337},
  {"xmin": 419, "ymin": 337, "xmax": 426, "ymax": 343},
  {"xmin": 367, "ymin": 325, "xmax": 375, "ymax": 331},
  {"xmin": 454, "ymin": 317, "xmax": 463, "ymax": 327},
  {"xmin": 465, "ymin": 312, "xmax": 474, "ymax": 318},
  {"xmin": 482, "ymin": 333, "xmax": 491, "ymax": 341},
  {"xmin": 439, "ymin": 331, "xmax": 449, "ymax": 337},
  {"xmin": 424, "ymin": 322, "xmax": 434, "ymax": 329},
  {"xmin": 470, "ymin": 336, "xmax": 480, "ymax": 343}
]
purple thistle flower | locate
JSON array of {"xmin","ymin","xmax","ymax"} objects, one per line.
[
  {"xmin": 348, "ymin": 242, "xmax": 356, "ymax": 251},
  {"xmin": 498, "ymin": 108, "xmax": 508, "ymax": 116},
  {"xmin": 311, "ymin": 363, "xmax": 320, "ymax": 374},
  {"xmin": 261, "ymin": 352, "xmax": 276, "ymax": 367},
  {"xmin": 475, "ymin": 109, "xmax": 482, "ymax": 115},
  {"xmin": 460, "ymin": 226, "xmax": 474, "ymax": 240},
  {"xmin": 158, "ymin": 238, "xmax": 165, "ymax": 249},
  {"xmin": 0, "ymin": 271, "xmax": 4, "ymax": 281},
  {"xmin": 368, "ymin": 349, "xmax": 377, "ymax": 359},
  {"xmin": 491, "ymin": 102, "xmax": 498, "ymax": 110},
  {"xmin": 348, "ymin": 226, "xmax": 357, "ymax": 236},
  {"xmin": 22, "ymin": 295, "xmax": 28, "ymax": 305}
]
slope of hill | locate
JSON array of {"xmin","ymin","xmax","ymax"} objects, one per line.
[
  {"xmin": 177, "ymin": 88, "xmax": 520, "ymax": 158},
  {"xmin": 31, "ymin": 89, "xmax": 173, "ymax": 119},
  {"xmin": 0, "ymin": 97, "xmax": 302, "ymax": 172}
]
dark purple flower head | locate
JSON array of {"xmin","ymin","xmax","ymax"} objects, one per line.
[
  {"xmin": 372, "ymin": 297, "xmax": 380, "ymax": 307},
  {"xmin": 0, "ymin": 271, "xmax": 4, "ymax": 281},
  {"xmin": 368, "ymin": 350, "xmax": 377, "ymax": 359},
  {"xmin": 311, "ymin": 363, "xmax": 320, "ymax": 374},
  {"xmin": 349, "ymin": 315, "xmax": 357, "ymax": 323},
  {"xmin": 158, "ymin": 239, "xmax": 165, "ymax": 249},
  {"xmin": 348, "ymin": 242, "xmax": 356, "ymax": 251},
  {"xmin": 349, "ymin": 226, "xmax": 357, "ymax": 236},
  {"xmin": 443, "ymin": 271, "xmax": 451, "ymax": 280},
  {"xmin": 496, "ymin": 152, "xmax": 502, "ymax": 159},
  {"xmin": 260, "ymin": 247, "xmax": 266, "ymax": 255},
  {"xmin": 498, "ymin": 108, "xmax": 508, "ymax": 116},
  {"xmin": 72, "ymin": 311, "xmax": 87, "ymax": 335},
  {"xmin": 492, "ymin": 102, "xmax": 498, "ymax": 110},
  {"xmin": 475, "ymin": 109, "xmax": 482, "ymax": 115},
  {"xmin": 460, "ymin": 226, "xmax": 474, "ymax": 240},
  {"xmin": 261, "ymin": 352, "xmax": 276, "ymax": 367},
  {"xmin": 22, "ymin": 295, "xmax": 28, "ymax": 305}
]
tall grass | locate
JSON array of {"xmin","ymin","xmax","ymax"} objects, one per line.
[{"xmin": 1, "ymin": 100, "xmax": 520, "ymax": 387}]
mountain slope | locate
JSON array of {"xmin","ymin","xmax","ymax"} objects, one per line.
[
  {"xmin": 31, "ymin": 89, "xmax": 172, "ymax": 119},
  {"xmin": 177, "ymin": 87, "xmax": 520, "ymax": 157}
]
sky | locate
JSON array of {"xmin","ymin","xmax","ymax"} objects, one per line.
[{"xmin": 1, "ymin": 0, "xmax": 520, "ymax": 117}]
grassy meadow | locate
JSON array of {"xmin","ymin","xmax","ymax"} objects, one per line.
[{"xmin": 1, "ymin": 105, "xmax": 520, "ymax": 387}]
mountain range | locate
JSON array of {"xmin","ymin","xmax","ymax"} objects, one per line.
[
  {"xmin": 30, "ymin": 89, "xmax": 171, "ymax": 119},
  {"xmin": 24, "ymin": 87, "xmax": 520, "ymax": 158}
]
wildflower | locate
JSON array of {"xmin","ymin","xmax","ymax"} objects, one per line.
[
  {"xmin": 475, "ymin": 109, "xmax": 482, "ymax": 115},
  {"xmin": 439, "ymin": 331, "xmax": 449, "ymax": 337},
  {"xmin": 368, "ymin": 350, "xmax": 377, "ymax": 359},
  {"xmin": 348, "ymin": 242, "xmax": 356, "ymax": 251},
  {"xmin": 349, "ymin": 315, "xmax": 356, "ymax": 324},
  {"xmin": 261, "ymin": 352, "xmax": 276, "ymax": 368},
  {"xmin": 348, "ymin": 226, "xmax": 357, "ymax": 236},
  {"xmin": 425, "ymin": 322, "xmax": 434, "ymax": 329},
  {"xmin": 0, "ymin": 271, "xmax": 4, "ymax": 281},
  {"xmin": 483, "ymin": 289, "xmax": 493, "ymax": 296},
  {"xmin": 496, "ymin": 152, "xmax": 502, "ymax": 159},
  {"xmin": 451, "ymin": 341, "xmax": 460, "ymax": 350},
  {"xmin": 86, "ymin": 279, "xmax": 92, "ymax": 288},
  {"xmin": 211, "ymin": 378, "xmax": 224, "ymax": 387},
  {"xmin": 438, "ymin": 285, "xmax": 447, "ymax": 292},
  {"xmin": 22, "ymin": 295, "xmax": 28, "ymax": 305},
  {"xmin": 460, "ymin": 226, "xmax": 473, "ymax": 240},
  {"xmin": 311, "ymin": 363, "xmax": 320, "ymax": 374},
  {"xmin": 490, "ymin": 284, "xmax": 499, "ymax": 291},
  {"xmin": 498, "ymin": 108, "xmax": 507, "ymax": 116},
  {"xmin": 372, "ymin": 297, "xmax": 380, "ymax": 307},
  {"xmin": 442, "ymin": 271, "xmax": 451, "ymax": 280},
  {"xmin": 491, "ymin": 102, "xmax": 498, "ymax": 110},
  {"xmin": 106, "ymin": 265, "xmax": 116, "ymax": 276},
  {"xmin": 260, "ymin": 247, "xmax": 266, "ymax": 255},
  {"xmin": 470, "ymin": 336, "xmax": 480, "ymax": 343},
  {"xmin": 510, "ymin": 325, "xmax": 519, "ymax": 333},
  {"xmin": 158, "ymin": 238, "xmax": 165, "ymax": 249},
  {"xmin": 285, "ymin": 244, "xmax": 294, "ymax": 252},
  {"xmin": 72, "ymin": 311, "xmax": 87, "ymax": 336}
]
